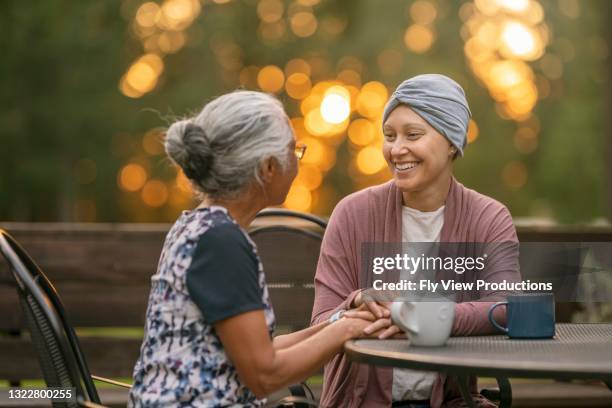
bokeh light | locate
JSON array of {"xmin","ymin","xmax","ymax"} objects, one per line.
[
  {"xmin": 320, "ymin": 86, "xmax": 350, "ymax": 124},
  {"xmin": 119, "ymin": 163, "xmax": 148, "ymax": 192},
  {"xmin": 141, "ymin": 180, "xmax": 169, "ymax": 207},
  {"xmin": 257, "ymin": 65, "xmax": 285, "ymax": 93},
  {"xmin": 404, "ymin": 24, "xmax": 435, "ymax": 54},
  {"xmin": 356, "ymin": 146, "xmax": 387, "ymax": 175}
]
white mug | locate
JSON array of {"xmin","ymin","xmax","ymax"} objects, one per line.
[{"xmin": 391, "ymin": 300, "xmax": 456, "ymax": 346}]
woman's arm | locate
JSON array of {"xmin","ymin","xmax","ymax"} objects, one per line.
[
  {"xmin": 273, "ymin": 320, "xmax": 329, "ymax": 350},
  {"xmin": 216, "ymin": 309, "xmax": 379, "ymax": 398}
]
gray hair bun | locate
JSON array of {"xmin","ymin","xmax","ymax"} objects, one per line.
[{"xmin": 165, "ymin": 120, "xmax": 214, "ymax": 181}]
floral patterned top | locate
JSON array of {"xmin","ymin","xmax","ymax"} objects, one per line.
[{"xmin": 129, "ymin": 206, "xmax": 275, "ymax": 407}]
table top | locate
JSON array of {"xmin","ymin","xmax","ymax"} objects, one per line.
[{"xmin": 345, "ymin": 323, "xmax": 612, "ymax": 380}]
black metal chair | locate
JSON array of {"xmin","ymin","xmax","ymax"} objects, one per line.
[
  {"xmin": 0, "ymin": 229, "xmax": 129, "ymax": 408},
  {"xmin": 251, "ymin": 209, "xmax": 327, "ymax": 408}
]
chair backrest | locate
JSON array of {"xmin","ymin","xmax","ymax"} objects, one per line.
[
  {"xmin": 249, "ymin": 209, "xmax": 327, "ymax": 332},
  {"xmin": 0, "ymin": 229, "xmax": 100, "ymax": 406}
]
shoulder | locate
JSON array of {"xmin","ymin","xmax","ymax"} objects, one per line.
[
  {"xmin": 460, "ymin": 183, "xmax": 510, "ymax": 217},
  {"xmin": 454, "ymin": 180, "xmax": 516, "ymax": 241},
  {"xmin": 332, "ymin": 180, "xmax": 395, "ymax": 218}
]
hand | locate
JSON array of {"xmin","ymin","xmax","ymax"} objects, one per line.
[
  {"xmin": 342, "ymin": 305, "xmax": 377, "ymax": 322},
  {"xmin": 362, "ymin": 317, "xmax": 403, "ymax": 339},
  {"xmin": 352, "ymin": 290, "xmax": 392, "ymax": 319}
]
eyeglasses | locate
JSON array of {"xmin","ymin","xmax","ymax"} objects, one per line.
[{"xmin": 294, "ymin": 142, "xmax": 307, "ymax": 160}]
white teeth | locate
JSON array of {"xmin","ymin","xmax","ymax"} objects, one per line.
[{"xmin": 395, "ymin": 162, "xmax": 419, "ymax": 171}]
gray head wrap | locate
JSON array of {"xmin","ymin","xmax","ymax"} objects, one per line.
[{"xmin": 382, "ymin": 74, "xmax": 472, "ymax": 156}]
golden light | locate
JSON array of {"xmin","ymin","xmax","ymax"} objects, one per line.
[
  {"xmin": 356, "ymin": 146, "xmax": 387, "ymax": 175},
  {"xmin": 297, "ymin": 0, "xmax": 320, "ymax": 6},
  {"xmin": 120, "ymin": 54, "xmax": 164, "ymax": 98},
  {"xmin": 258, "ymin": 21, "xmax": 287, "ymax": 42},
  {"xmin": 320, "ymin": 86, "xmax": 351, "ymax": 124},
  {"xmin": 295, "ymin": 164, "xmax": 323, "ymax": 190},
  {"xmin": 176, "ymin": 171, "xmax": 193, "ymax": 193},
  {"xmin": 300, "ymin": 137, "xmax": 325, "ymax": 165},
  {"xmin": 500, "ymin": 21, "xmax": 539, "ymax": 60},
  {"xmin": 158, "ymin": 0, "xmax": 200, "ymax": 31},
  {"xmin": 404, "ymin": 24, "xmax": 435, "ymax": 54},
  {"xmin": 158, "ymin": 31, "xmax": 186, "ymax": 54},
  {"xmin": 409, "ymin": 0, "xmax": 438, "ymax": 25},
  {"xmin": 290, "ymin": 12, "xmax": 318, "ymax": 38},
  {"xmin": 285, "ymin": 73, "xmax": 312, "ymax": 100},
  {"xmin": 135, "ymin": 2, "xmax": 160, "ymax": 28},
  {"xmin": 300, "ymin": 93, "xmax": 323, "ymax": 116},
  {"xmin": 356, "ymin": 81, "xmax": 388, "ymax": 119},
  {"xmin": 257, "ymin": 0, "xmax": 284, "ymax": 23},
  {"xmin": 501, "ymin": 161, "xmax": 528, "ymax": 189},
  {"xmin": 304, "ymin": 109, "xmax": 332, "ymax": 136},
  {"xmin": 467, "ymin": 120, "xmax": 479, "ymax": 144},
  {"xmin": 348, "ymin": 119, "xmax": 377, "ymax": 146},
  {"xmin": 285, "ymin": 58, "xmax": 311, "ymax": 76},
  {"xmin": 496, "ymin": 0, "xmax": 530, "ymax": 13},
  {"xmin": 141, "ymin": 180, "xmax": 169, "ymax": 207},
  {"xmin": 284, "ymin": 184, "xmax": 312, "ymax": 212},
  {"xmin": 257, "ymin": 65, "xmax": 285, "ymax": 93},
  {"xmin": 119, "ymin": 163, "xmax": 148, "ymax": 192}
]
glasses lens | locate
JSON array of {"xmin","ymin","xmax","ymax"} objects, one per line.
[{"xmin": 295, "ymin": 144, "xmax": 307, "ymax": 160}]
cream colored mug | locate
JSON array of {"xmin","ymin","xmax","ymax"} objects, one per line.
[{"xmin": 391, "ymin": 300, "xmax": 455, "ymax": 346}]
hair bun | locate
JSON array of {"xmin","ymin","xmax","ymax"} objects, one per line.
[
  {"xmin": 164, "ymin": 120, "xmax": 214, "ymax": 180},
  {"xmin": 182, "ymin": 123, "xmax": 214, "ymax": 180}
]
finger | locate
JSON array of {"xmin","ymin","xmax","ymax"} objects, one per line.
[
  {"xmin": 365, "ymin": 301, "xmax": 384, "ymax": 318},
  {"xmin": 363, "ymin": 318, "xmax": 392, "ymax": 334},
  {"xmin": 343, "ymin": 310, "xmax": 376, "ymax": 321},
  {"xmin": 377, "ymin": 325, "xmax": 401, "ymax": 339}
]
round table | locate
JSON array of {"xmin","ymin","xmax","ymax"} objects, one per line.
[{"xmin": 344, "ymin": 323, "xmax": 612, "ymax": 407}]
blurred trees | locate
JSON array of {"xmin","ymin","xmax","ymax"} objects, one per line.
[{"xmin": 0, "ymin": 0, "xmax": 609, "ymax": 224}]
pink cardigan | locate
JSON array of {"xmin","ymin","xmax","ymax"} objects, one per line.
[{"xmin": 311, "ymin": 178, "xmax": 520, "ymax": 407}]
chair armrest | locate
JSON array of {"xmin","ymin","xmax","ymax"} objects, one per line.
[{"xmin": 91, "ymin": 374, "xmax": 132, "ymax": 389}]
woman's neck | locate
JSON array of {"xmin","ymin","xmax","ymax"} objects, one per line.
[
  {"xmin": 402, "ymin": 171, "xmax": 452, "ymax": 212},
  {"xmin": 199, "ymin": 186, "xmax": 266, "ymax": 229}
]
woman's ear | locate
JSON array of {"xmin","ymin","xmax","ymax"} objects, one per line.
[{"xmin": 260, "ymin": 157, "xmax": 277, "ymax": 183}]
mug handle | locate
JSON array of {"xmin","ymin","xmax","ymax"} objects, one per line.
[{"xmin": 488, "ymin": 301, "xmax": 509, "ymax": 333}]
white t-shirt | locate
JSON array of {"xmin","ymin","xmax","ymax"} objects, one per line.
[{"xmin": 392, "ymin": 205, "xmax": 445, "ymax": 401}]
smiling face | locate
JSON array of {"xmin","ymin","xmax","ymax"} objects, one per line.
[{"xmin": 382, "ymin": 104, "xmax": 455, "ymax": 195}]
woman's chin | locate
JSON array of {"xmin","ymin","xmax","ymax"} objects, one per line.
[{"xmin": 393, "ymin": 176, "xmax": 421, "ymax": 193}]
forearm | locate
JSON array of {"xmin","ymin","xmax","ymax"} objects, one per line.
[
  {"xmin": 257, "ymin": 319, "xmax": 357, "ymax": 395},
  {"xmin": 273, "ymin": 320, "xmax": 329, "ymax": 350}
]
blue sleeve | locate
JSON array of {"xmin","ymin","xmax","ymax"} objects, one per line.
[{"xmin": 186, "ymin": 222, "xmax": 264, "ymax": 323}]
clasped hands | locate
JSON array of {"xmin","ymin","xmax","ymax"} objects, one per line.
[{"xmin": 342, "ymin": 290, "xmax": 405, "ymax": 339}]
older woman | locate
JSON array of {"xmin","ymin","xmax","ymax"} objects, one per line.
[
  {"xmin": 128, "ymin": 91, "xmax": 388, "ymax": 407},
  {"xmin": 311, "ymin": 75, "xmax": 521, "ymax": 408}
]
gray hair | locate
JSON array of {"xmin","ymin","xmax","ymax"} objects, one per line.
[{"xmin": 165, "ymin": 90, "xmax": 294, "ymax": 199}]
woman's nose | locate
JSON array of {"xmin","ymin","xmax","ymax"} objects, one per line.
[{"xmin": 390, "ymin": 139, "xmax": 410, "ymax": 156}]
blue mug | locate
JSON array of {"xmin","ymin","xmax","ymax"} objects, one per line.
[{"xmin": 488, "ymin": 293, "xmax": 555, "ymax": 339}]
